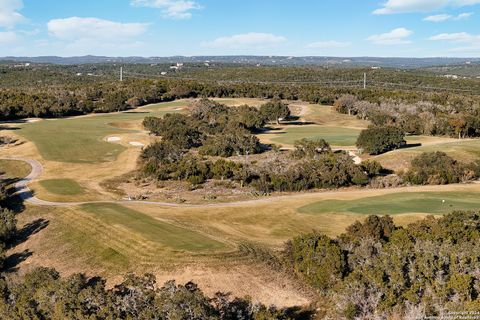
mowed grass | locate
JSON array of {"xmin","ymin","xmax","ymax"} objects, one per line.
[
  {"xmin": 270, "ymin": 126, "xmax": 361, "ymax": 146},
  {"xmin": 0, "ymin": 159, "xmax": 31, "ymax": 179},
  {"xmin": 80, "ymin": 203, "xmax": 226, "ymax": 252},
  {"xmin": 39, "ymin": 179, "xmax": 85, "ymax": 196},
  {"xmin": 299, "ymin": 192, "xmax": 480, "ymax": 215},
  {"xmin": 373, "ymin": 138, "xmax": 480, "ymax": 171},
  {"xmin": 17, "ymin": 102, "xmax": 181, "ymax": 163}
]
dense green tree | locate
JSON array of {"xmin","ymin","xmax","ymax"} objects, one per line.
[
  {"xmin": 143, "ymin": 114, "xmax": 202, "ymax": 149},
  {"xmin": 403, "ymin": 151, "xmax": 478, "ymax": 185},
  {"xmin": 260, "ymin": 99, "xmax": 291, "ymax": 125},
  {"xmin": 235, "ymin": 105, "xmax": 266, "ymax": 130},
  {"xmin": 288, "ymin": 233, "xmax": 346, "ymax": 290},
  {"xmin": 360, "ymin": 160, "xmax": 383, "ymax": 177},
  {"xmin": 356, "ymin": 126, "xmax": 405, "ymax": 155},
  {"xmin": 199, "ymin": 126, "xmax": 262, "ymax": 157}
]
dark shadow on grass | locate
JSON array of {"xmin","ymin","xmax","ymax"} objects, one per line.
[
  {"xmin": 284, "ymin": 306, "xmax": 316, "ymax": 320},
  {"xmin": 5, "ymin": 195, "xmax": 26, "ymax": 213},
  {"xmin": 258, "ymin": 126, "xmax": 283, "ymax": 133},
  {"xmin": 87, "ymin": 276, "xmax": 107, "ymax": 287},
  {"xmin": 3, "ymin": 250, "xmax": 33, "ymax": 273},
  {"xmin": 282, "ymin": 121, "xmax": 316, "ymax": 126},
  {"xmin": 399, "ymin": 143, "xmax": 422, "ymax": 149},
  {"xmin": 0, "ymin": 126, "xmax": 20, "ymax": 131},
  {"xmin": 0, "ymin": 119, "xmax": 30, "ymax": 125},
  {"xmin": 12, "ymin": 219, "xmax": 50, "ymax": 247},
  {"xmin": 122, "ymin": 111, "xmax": 150, "ymax": 114}
]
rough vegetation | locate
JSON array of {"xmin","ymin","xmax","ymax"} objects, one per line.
[
  {"xmin": 141, "ymin": 99, "xmax": 373, "ymax": 192},
  {"xmin": 403, "ymin": 151, "xmax": 480, "ymax": 185}
]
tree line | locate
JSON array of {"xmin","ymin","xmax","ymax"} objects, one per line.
[
  {"xmin": 335, "ymin": 94, "xmax": 480, "ymax": 139},
  {"xmin": 3, "ymin": 64, "xmax": 480, "ymax": 123}
]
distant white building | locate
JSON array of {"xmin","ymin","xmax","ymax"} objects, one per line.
[
  {"xmin": 13, "ymin": 63, "xmax": 30, "ymax": 68},
  {"xmin": 170, "ymin": 62, "xmax": 184, "ymax": 71},
  {"xmin": 443, "ymin": 74, "xmax": 459, "ymax": 79}
]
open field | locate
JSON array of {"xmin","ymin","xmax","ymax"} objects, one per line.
[
  {"xmin": 269, "ymin": 125, "xmax": 361, "ymax": 147},
  {"xmin": 257, "ymin": 103, "xmax": 367, "ymax": 148},
  {"xmin": 16, "ymin": 101, "xmax": 185, "ymax": 164},
  {"xmin": 81, "ymin": 203, "xmax": 226, "ymax": 252}
]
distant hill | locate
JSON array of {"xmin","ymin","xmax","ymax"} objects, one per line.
[{"xmin": 1, "ymin": 55, "xmax": 480, "ymax": 68}]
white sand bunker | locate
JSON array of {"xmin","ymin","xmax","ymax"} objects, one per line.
[
  {"xmin": 129, "ymin": 141, "xmax": 145, "ymax": 147},
  {"xmin": 106, "ymin": 136, "xmax": 122, "ymax": 142}
]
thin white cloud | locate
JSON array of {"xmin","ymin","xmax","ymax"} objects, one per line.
[
  {"xmin": 455, "ymin": 12, "xmax": 474, "ymax": 19},
  {"xmin": 367, "ymin": 28, "xmax": 413, "ymax": 45},
  {"xmin": 424, "ymin": 12, "xmax": 473, "ymax": 21},
  {"xmin": 202, "ymin": 32, "xmax": 287, "ymax": 49},
  {"xmin": 429, "ymin": 32, "xmax": 480, "ymax": 42},
  {"xmin": 47, "ymin": 17, "xmax": 148, "ymax": 41},
  {"xmin": 424, "ymin": 14, "xmax": 452, "ymax": 21},
  {"xmin": 130, "ymin": 0, "xmax": 201, "ymax": 19},
  {"xmin": 306, "ymin": 40, "xmax": 351, "ymax": 49},
  {"xmin": 374, "ymin": 0, "xmax": 480, "ymax": 14},
  {"xmin": 0, "ymin": 0, "xmax": 26, "ymax": 28}
]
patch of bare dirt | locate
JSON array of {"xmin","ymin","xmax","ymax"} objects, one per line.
[{"xmin": 119, "ymin": 178, "xmax": 258, "ymax": 204}]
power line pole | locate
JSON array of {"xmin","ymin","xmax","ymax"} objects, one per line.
[
  {"xmin": 363, "ymin": 72, "xmax": 366, "ymax": 89},
  {"xmin": 120, "ymin": 67, "xmax": 123, "ymax": 82}
]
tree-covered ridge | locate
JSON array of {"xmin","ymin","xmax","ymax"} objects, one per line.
[
  {"xmin": 287, "ymin": 212, "xmax": 480, "ymax": 319},
  {"xmin": 3, "ymin": 63, "xmax": 480, "ymax": 125}
]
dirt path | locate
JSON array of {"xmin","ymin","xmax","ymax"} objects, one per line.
[{"xmin": 4, "ymin": 157, "xmax": 480, "ymax": 210}]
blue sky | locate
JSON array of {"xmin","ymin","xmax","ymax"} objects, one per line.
[{"xmin": 1, "ymin": 0, "xmax": 480, "ymax": 57}]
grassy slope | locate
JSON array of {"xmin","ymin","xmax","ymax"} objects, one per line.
[
  {"xmin": 39, "ymin": 179, "xmax": 85, "ymax": 196},
  {"xmin": 81, "ymin": 203, "xmax": 226, "ymax": 252},
  {"xmin": 16, "ymin": 102, "xmax": 184, "ymax": 164},
  {"xmin": 298, "ymin": 191, "xmax": 480, "ymax": 215},
  {"xmin": 0, "ymin": 159, "xmax": 31, "ymax": 179},
  {"xmin": 373, "ymin": 139, "xmax": 480, "ymax": 171}
]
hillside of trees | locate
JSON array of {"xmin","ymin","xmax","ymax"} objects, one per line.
[
  {"xmin": 287, "ymin": 212, "xmax": 480, "ymax": 319},
  {"xmin": 2, "ymin": 63, "xmax": 480, "ymax": 124}
]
